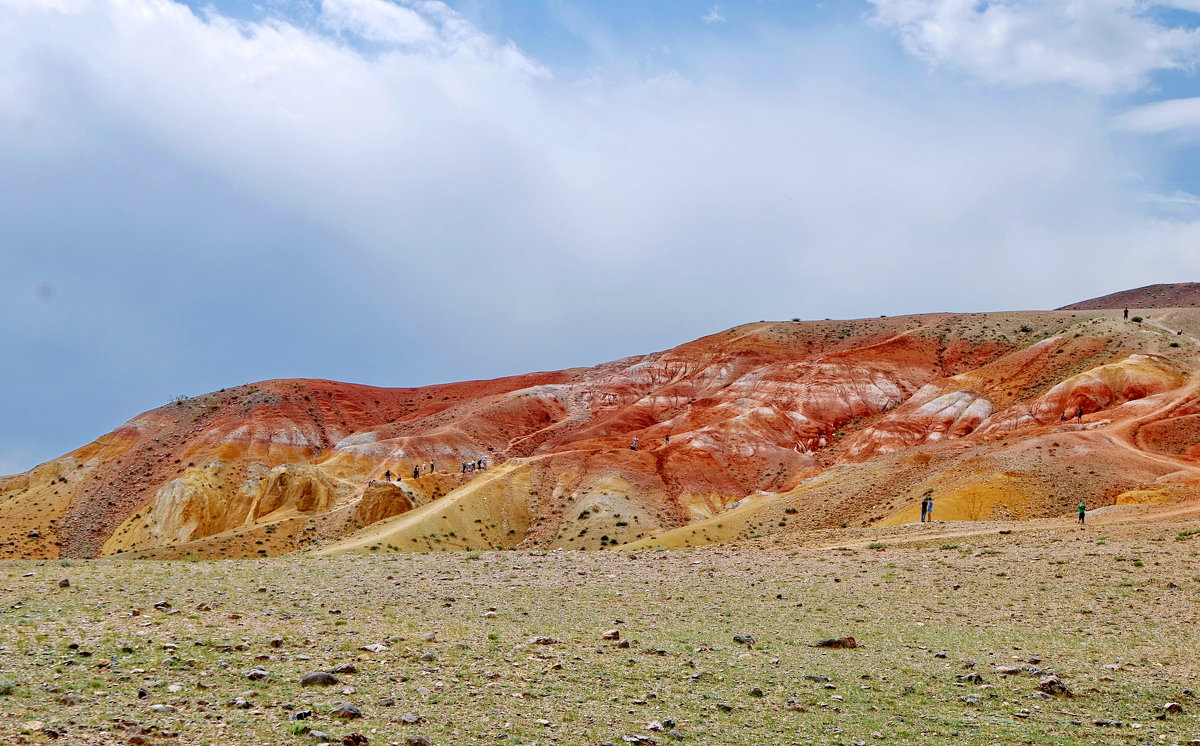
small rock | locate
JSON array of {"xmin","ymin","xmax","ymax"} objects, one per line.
[
  {"xmin": 290, "ymin": 710, "xmax": 314, "ymax": 721},
  {"xmin": 645, "ymin": 721, "xmax": 664, "ymax": 732},
  {"xmin": 732, "ymin": 635, "xmax": 755, "ymax": 645},
  {"xmin": 245, "ymin": 667, "xmax": 270, "ymax": 681},
  {"xmin": 812, "ymin": 637, "xmax": 857, "ymax": 649},
  {"xmin": 58, "ymin": 579, "xmax": 70, "ymax": 588},
  {"xmin": 270, "ymin": 638, "xmax": 284, "ymax": 648},
  {"xmin": 956, "ymin": 673, "xmax": 984, "ymax": 684},
  {"xmin": 528, "ymin": 636, "xmax": 556, "ymax": 645},
  {"xmin": 482, "ymin": 611, "xmax": 497, "ymax": 619},
  {"xmin": 959, "ymin": 694, "xmax": 982, "ymax": 705},
  {"xmin": 748, "ymin": 687, "xmax": 764, "ymax": 697},
  {"xmin": 405, "ymin": 737, "xmax": 431, "ymax": 746},
  {"xmin": 804, "ymin": 675, "xmax": 830, "ymax": 683},
  {"xmin": 420, "ymin": 632, "xmax": 438, "ymax": 642},
  {"xmin": 229, "ymin": 697, "xmax": 252, "ymax": 709},
  {"xmin": 995, "ymin": 665, "xmax": 1021, "ymax": 675},
  {"xmin": 147, "ymin": 704, "xmax": 177, "ymax": 713},
  {"xmin": 602, "ymin": 629, "xmax": 620, "ymax": 641},
  {"xmin": 378, "ymin": 697, "xmax": 397, "ymax": 707},
  {"xmin": 330, "ymin": 702, "xmax": 363, "ymax": 719},
  {"xmin": 1164, "ymin": 702, "xmax": 1184, "ymax": 713},
  {"xmin": 57, "ymin": 694, "xmax": 85, "ymax": 705},
  {"xmin": 342, "ymin": 734, "xmax": 369, "ymax": 746},
  {"xmin": 1038, "ymin": 675, "xmax": 1073, "ymax": 697},
  {"xmin": 400, "ymin": 712, "xmax": 424, "ymax": 724},
  {"xmin": 330, "ymin": 663, "xmax": 358, "ymax": 675},
  {"xmin": 359, "ymin": 643, "xmax": 388, "ymax": 653},
  {"xmin": 301, "ymin": 672, "xmax": 339, "ymax": 687},
  {"xmin": 1092, "ymin": 719, "xmax": 1122, "ymax": 727},
  {"xmin": 309, "ymin": 731, "xmax": 333, "ymax": 742}
]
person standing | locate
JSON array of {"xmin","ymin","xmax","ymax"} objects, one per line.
[
  {"xmin": 926, "ymin": 494, "xmax": 934, "ymax": 522},
  {"xmin": 1124, "ymin": 308, "xmax": 1129, "ymax": 320},
  {"xmin": 384, "ymin": 469, "xmax": 392, "ymax": 482},
  {"xmin": 920, "ymin": 495, "xmax": 929, "ymax": 523},
  {"xmin": 1078, "ymin": 500, "xmax": 1086, "ymax": 527},
  {"xmin": 412, "ymin": 465, "xmax": 419, "ymax": 480}
]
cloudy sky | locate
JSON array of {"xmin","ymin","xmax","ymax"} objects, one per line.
[{"xmin": 3, "ymin": 0, "xmax": 1200, "ymax": 472}]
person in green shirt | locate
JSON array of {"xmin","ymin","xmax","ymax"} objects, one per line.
[{"xmin": 1077, "ymin": 501, "xmax": 1086, "ymax": 527}]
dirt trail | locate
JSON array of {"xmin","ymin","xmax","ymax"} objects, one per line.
[{"xmin": 804, "ymin": 497, "xmax": 1200, "ymax": 551}]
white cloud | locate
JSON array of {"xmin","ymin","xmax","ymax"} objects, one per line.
[
  {"xmin": 1115, "ymin": 96, "xmax": 1200, "ymax": 133},
  {"xmin": 5, "ymin": 0, "xmax": 1200, "ymax": 471},
  {"xmin": 870, "ymin": 0, "xmax": 1200, "ymax": 94},
  {"xmin": 702, "ymin": 5, "xmax": 725, "ymax": 24}
]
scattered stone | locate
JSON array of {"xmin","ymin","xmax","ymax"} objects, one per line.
[
  {"xmin": 732, "ymin": 635, "xmax": 755, "ymax": 645},
  {"xmin": 420, "ymin": 632, "xmax": 438, "ymax": 642},
  {"xmin": 359, "ymin": 643, "xmax": 388, "ymax": 653},
  {"xmin": 1164, "ymin": 702, "xmax": 1184, "ymax": 714},
  {"xmin": 1038, "ymin": 675, "xmax": 1073, "ymax": 697},
  {"xmin": 957, "ymin": 673, "xmax": 984, "ymax": 684},
  {"xmin": 804, "ymin": 675, "xmax": 830, "ymax": 683},
  {"xmin": 229, "ymin": 697, "xmax": 252, "ymax": 709},
  {"xmin": 58, "ymin": 579, "xmax": 70, "ymax": 588},
  {"xmin": 622, "ymin": 735, "xmax": 657, "ymax": 745},
  {"xmin": 290, "ymin": 710, "xmax": 314, "ymax": 721},
  {"xmin": 748, "ymin": 687, "xmax": 764, "ymax": 697},
  {"xmin": 378, "ymin": 697, "xmax": 397, "ymax": 707},
  {"xmin": 309, "ymin": 731, "xmax": 333, "ymax": 742},
  {"xmin": 996, "ymin": 665, "xmax": 1021, "ymax": 675},
  {"xmin": 602, "ymin": 629, "xmax": 620, "ymax": 641},
  {"xmin": 330, "ymin": 702, "xmax": 363, "ymax": 719},
  {"xmin": 716, "ymin": 703, "xmax": 734, "ymax": 712},
  {"xmin": 330, "ymin": 663, "xmax": 357, "ymax": 675},
  {"xmin": 57, "ymin": 694, "xmax": 85, "ymax": 705},
  {"xmin": 1092, "ymin": 719, "xmax": 1122, "ymax": 727},
  {"xmin": 245, "ymin": 667, "xmax": 270, "ymax": 681},
  {"xmin": 301, "ymin": 672, "xmax": 339, "ymax": 687},
  {"xmin": 482, "ymin": 611, "xmax": 497, "ymax": 619},
  {"xmin": 529, "ymin": 636, "xmax": 557, "ymax": 645},
  {"xmin": 959, "ymin": 694, "xmax": 982, "ymax": 705},
  {"xmin": 400, "ymin": 712, "xmax": 424, "ymax": 724},
  {"xmin": 270, "ymin": 638, "xmax": 284, "ymax": 648},
  {"xmin": 812, "ymin": 637, "xmax": 857, "ymax": 649},
  {"xmin": 147, "ymin": 704, "xmax": 178, "ymax": 713},
  {"xmin": 342, "ymin": 734, "xmax": 369, "ymax": 746},
  {"xmin": 405, "ymin": 737, "xmax": 431, "ymax": 746}
]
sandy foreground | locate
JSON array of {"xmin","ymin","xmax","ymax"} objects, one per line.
[{"xmin": 1, "ymin": 514, "xmax": 1199, "ymax": 745}]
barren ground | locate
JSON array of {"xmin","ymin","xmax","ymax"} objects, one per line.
[{"xmin": 3, "ymin": 508, "xmax": 1200, "ymax": 746}]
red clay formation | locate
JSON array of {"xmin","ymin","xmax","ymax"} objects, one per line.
[{"xmin": 4, "ymin": 292, "xmax": 1200, "ymax": 558}]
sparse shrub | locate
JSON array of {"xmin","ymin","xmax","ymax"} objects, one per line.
[
  {"xmin": 1132, "ymin": 316, "xmax": 1143, "ymax": 323},
  {"xmin": 868, "ymin": 542, "xmax": 886, "ymax": 550},
  {"xmin": 0, "ymin": 681, "xmax": 15, "ymax": 696}
]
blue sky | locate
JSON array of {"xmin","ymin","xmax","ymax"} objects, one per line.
[{"xmin": 4, "ymin": 0, "xmax": 1200, "ymax": 473}]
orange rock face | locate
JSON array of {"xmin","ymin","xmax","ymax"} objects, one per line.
[{"xmin": 5, "ymin": 298, "xmax": 1200, "ymax": 558}]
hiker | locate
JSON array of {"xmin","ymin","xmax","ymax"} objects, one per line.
[
  {"xmin": 1078, "ymin": 500, "xmax": 1086, "ymax": 527},
  {"xmin": 920, "ymin": 496, "xmax": 929, "ymax": 523},
  {"xmin": 462, "ymin": 461, "xmax": 467, "ymax": 474},
  {"xmin": 384, "ymin": 469, "xmax": 391, "ymax": 482},
  {"xmin": 1059, "ymin": 412, "xmax": 1066, "ymax": 421},
  {"xmin": 412, "ymin": 465, "xmax": 419, "ymax": 480},
  {"xmin": 481, "ymin": 456, "xmax": 488, "ymax": 469},
  {"xmin": 429, "ymin": 461, "xmax": 435, "ymax": 473},
  {"xmin": 631, "ymin": 436, "xmax": 639, "ymax": 451},
  {"xmin": 1178, "ymin": 329, "xmax": 1184, "ymax": 335},
  {"xmin": 664, "ymin": 434, "xmax": 670, "ymax": 444},
  {"xmin": 1124, "ymin": 308, "xmax": 1129, "ymax": 320},
  {"xmin": 926, "ymin": 494, "xmax": 934, "ymax": 522},
  {"xmin": 1077, "ymin": 407, "xmax": 1084, "ymax": 420}
]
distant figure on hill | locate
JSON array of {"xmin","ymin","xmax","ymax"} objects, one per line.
[
  {"xmin": 664, "ymin": 434, "xmax": 670, "ymax": 444},
  {"xmin": 384, "ymin": 469, "xmax": 392, "ymax": 482},
  {"xmin": 631, "ymin": 436, "xmax": 639, "ymax": 451},
  {"xmin": 430, "ymin": 461, "xmax": 435, "ymax": 473},
  {"xmin": 1124, "ymin": 308, "xmax": 1129, "ymax": 320},
  {"xmin": 412, "ymin": 465, "xmax": 419, "ymax": 480},
  {"xmin": 482, "ymin": 456, "xmax": 488, "ymax": 469},
  {"xmin": 1178, "ymin": 329, "xmax": 1184, "ymax": 335},
  {"xmin": 1077, "ymin": 407, "xmax": 1084, "ymax": 420},
  {"xmin": 926, "ymin": 495, "xmax": 934, "ymax": 522},
  {"xmin": 462, "ymin": 461, "xmax": 467, "ymax": 474},
  {"xmin": 1078, "ymin": 500, "xmax": 1086, "ymax": 527},
  {"xmin": 920, "ymin": 495, "xmax": 929, "ymax": 523}
]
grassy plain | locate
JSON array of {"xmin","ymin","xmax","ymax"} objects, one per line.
[{"xmin": 1, "ymin": 517, "xmax": 1199, "ymax": 745}]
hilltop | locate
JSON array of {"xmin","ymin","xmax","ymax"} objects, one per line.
[
  {"xmin": 1058, "ymin": 282, "xmax": 1200, "ymax": 310},
  {"xmin": 3, "ymin": 290, "xmax": 1200, "ymax": 559}
]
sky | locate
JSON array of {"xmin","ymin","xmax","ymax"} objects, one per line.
[{"xmin": 4, "ymin": 0, "xmax": 1200, "ymax": 473}]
